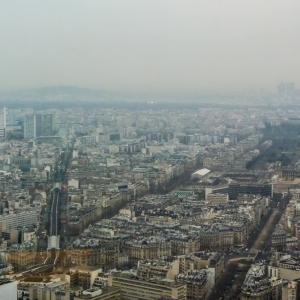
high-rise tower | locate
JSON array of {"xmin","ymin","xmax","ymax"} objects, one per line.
[
  {"xmin": 3, "ymin": 107, "xmax": 6, "ymax": 128},
  {"xmin": 24, "ymin": 114, "xmax": 53, "ymax": 139}
]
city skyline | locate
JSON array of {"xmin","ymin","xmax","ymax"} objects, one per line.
[{"xmin": 1, "ymin": 1, "xmax": 300, "ymax": 299}]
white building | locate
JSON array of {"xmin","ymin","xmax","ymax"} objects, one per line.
[
  {"xmin": 191, "ymin": 168, "xmax": 211, "ymax": 181},
  {"xmin": 0, "ymin": 210, "xmax": 39, "ymax": 230},
  {"xmin": 0, "ymin": 280, "xmax": 17, "ymax": 300}
]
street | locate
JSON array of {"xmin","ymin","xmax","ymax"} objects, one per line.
[{"xmin": 210, "ymin": 192, "xmax": 289, "ymax": 299}]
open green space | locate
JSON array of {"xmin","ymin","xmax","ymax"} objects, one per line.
[{"xmin": 247, "ymin": 122, "xmax": 300, "ymax": 170}]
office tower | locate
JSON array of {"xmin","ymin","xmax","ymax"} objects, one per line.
[
  {"xmin": 278, "ymin": 82, "xmax": 295, "ymax": 97},
  {"xmin": 278, "ymin": 82, "xmax": 285, "ymax": 97},
  {"xmin": 24, "ymin": 115, "xmax": 36, "ymax": 139},
  {"xmin": 0, "ymin": 107, "xmax": 7, "ymax": 140},
  {"xmin": 286, "ymin": 82, "xmax": 295, "ymax": 96},
  {"xmin": 0, "ymin": 106, "xmax": 8, "ymax": 128},
  {"xmin": 36, "ymin": 114, "xmax": 53, "ymax": 137},
  {"xmin": 3, "ymin": 107, "xmax": 6, "ymax": 128},
  {"xmin": 24, "ymin": 114, "xmax": 53, "ymax": 139},
  {"xmin": 7, "ymin": 112, "xmax": 15, "ymax": 125}
]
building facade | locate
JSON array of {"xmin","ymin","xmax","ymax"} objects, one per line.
[{"xmin": 108, "ymin": 273, "xmax": 187, "ymax": 300}]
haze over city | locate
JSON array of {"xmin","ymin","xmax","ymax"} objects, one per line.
[
  {"xmin": 1, "ymin": 100, "xmax": 300, "ymax": 299},
  {"xmin": 1, "ymin": 0, "xmax": 300, "ymax": 94},
  {"xmin": 2, "ymin": 2, "xmax": 300, "ymax": 300}
]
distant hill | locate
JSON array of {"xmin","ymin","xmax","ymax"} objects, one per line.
[
  {"xmin": 0, "ymin": 86, "xmax": 287, "ymax": 110},
  {"xmin": 0, "ymin": 86, "xmax": 115, "ymax": 103}
]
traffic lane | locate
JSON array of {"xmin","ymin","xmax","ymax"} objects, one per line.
[
  {"xmin": 224, "ymin": 268, "xmax": 247, "ymax": 300},
  {"xmin": 246, "ymin": 194, "xmax": 288, "ymax": 251},
  {"xmin": 255, "ymin": 251, "xmax": 270, "ymax": 262},
  {"xmin": 224, "ymin": 252, "xmax": 256, "ymax": 263}
]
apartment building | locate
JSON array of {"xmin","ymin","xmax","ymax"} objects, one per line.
[
  {"xmin": 122, "ymin": 238, "xmax": 171, "ymax": 264},
  {"xmin": 271, "ymin": 231, "xmax": 287, "ymax": 252},
  {"xmin": 192, "ymin": 252, "xmax": 224, "ymax": 282},
  {"xmin": 168, "ymin": 236, "xmax": 200, "ymax": 256},
  {"xmin": 7, "ymin": 248, "xmax": 36, "ymax": 272},
  {"xmin": 108, "ymin": 272, "xmax": 187, "ymax": 300},
  {"xmin": 282, "ymin": 281, "xmax": 298, "ymax": 300},
  {"xmin": 29, "ymin": 281, "xmax": 70, "ymax": 300},
  {"xmin": 137, "ymin": 258, "xmax": 180, "ymax": 280},
  {"xmin": 69, "ymin": 266, "xmax": 102, "ymax": 290},
  {"xmin": 176, "ymin": 270, "xmax": 213, "ymax": 300},
  {"xmin": 69, "ymin": 242, "xmax": 120, "ymax": 269},
  {"xmin": 206, "ymin": 193, "xmax": 228, "ymax": 206},
  {"xmin": 241, "ymin": 264, "xmax": 282, "ymax": 300},
  {"xmin": 0, "ymin": 209, "xmax": 39, "ymax": 230}
]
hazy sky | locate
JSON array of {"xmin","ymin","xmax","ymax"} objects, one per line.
[{"xmin": 1, "ymin": 1, "xmax": 300, "ymax": 93}]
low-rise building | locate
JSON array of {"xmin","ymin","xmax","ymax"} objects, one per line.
[
  {"xmin": 74, "ymin": 287, "xmax": 120, "ymax": 300},
  {"xmin": 241, "ymin": 264, "xmax": 282, "ymax": 300},
  {"xmin": 68, "ymin": 267, "xmax": 102, "ymax": 291},
  {"xmin": 176, "ymin": 270, "xmax": 213, "ymax": 300},
  {"xmin": 108, "ymin": 271, "xmax": 187, "ymax": 300},
  {"xmin": 123, "ymin": 238, "xmax": 171, "ymax": 264},
  {"xmin": 29, "ymin": 281, "xmax": 70, "ymax": 300}
]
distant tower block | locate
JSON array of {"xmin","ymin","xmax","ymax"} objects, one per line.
[{"xmin": 3, "ymin": 107, "xmax": 7, "ymax": 128}]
